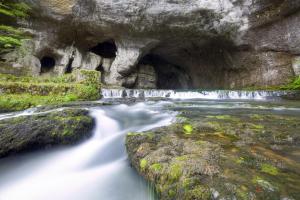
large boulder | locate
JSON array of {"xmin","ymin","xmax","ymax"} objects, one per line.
[
  {"xmin": 0, "ymin": 109, "xmax": 95, "ymax": 158},
  {"xmin": 126, "ymin": 111, "xmax": 300, "ymax": 199}
]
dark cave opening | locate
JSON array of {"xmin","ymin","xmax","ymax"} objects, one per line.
[
  {"xmin": 89, "ymin": 40, "xmax": 117, "ymax": 58},
  {"xmin": 40, "ymin": 56, "xmax": 55, "ymax": 74},
  {"xmin": 138, "ymin": 54, "xmax": 191, "ymax": 89}
]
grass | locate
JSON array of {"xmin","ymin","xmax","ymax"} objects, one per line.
[{"xmin": 0, "ymin": 71, "xmax": 101, "ymax": 112}]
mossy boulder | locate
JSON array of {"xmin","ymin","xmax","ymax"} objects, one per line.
[
  {"xmin": 126, "ymin": 112, "xmax": 300, "ymax": 200},
  {"xmin": 126, "ymin": 129, "xmax": 220, "ymax": 200},
  {"xmin": 0, "ymin": 109, "xmax": 95, "ymax": 158}
]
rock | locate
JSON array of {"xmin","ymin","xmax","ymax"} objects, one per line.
[
  {"xmin": 126, "ymin": 111, "xmax": 300, "ymax": 199},
  {"xmin": 292, "ymin": 57, "xmax": 300, "ymax": 76},
  {"xmin": 135, "ymin": 64, "xmax": 157, "ymax": 89},
  {"xmin": 81, "ymin": 52, "xmax": 103, "ymax": 71},
  {"xmin": 1, "ymin": 0, "xmax": 300, "ymax": 89},
  {"xmin": 0, "ymin": 109, "xmax": 95, "ymax": 158},
  {"xmin": 126, "ymin": 128, "xmax": 222, "ymax": 200}
]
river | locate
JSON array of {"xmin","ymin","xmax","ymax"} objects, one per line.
[{"xmin": 0, "ymin": 89, "xmax": 299, "ymax": 200}]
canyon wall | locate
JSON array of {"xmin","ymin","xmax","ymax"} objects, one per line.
[{"xmin": 1, "ymin": 0, "xmax": 300, "ymax": 89}]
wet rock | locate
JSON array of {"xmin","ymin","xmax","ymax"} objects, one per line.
[
  {"xmin": 126, "ymin": 111, "xmax": 300, "ymax": 199},
  {"xmin": 0, "ymin": 109, "xmax": 95, "ymax": 158},
  {"xmin": 135, "ymin": 64, "xmax": 157, "ymax": 89}
]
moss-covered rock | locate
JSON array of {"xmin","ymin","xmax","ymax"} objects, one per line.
[
  {"xmin": 0, "ymin": 71, "xmax": 102, "ymax": 112},
  {"xmin": 0, "ymin": 109, "xmax": 95, "ymax": 158},
  {"xmin": 126, "ymin": 111, "xmax": 300, "ymax": 200}
]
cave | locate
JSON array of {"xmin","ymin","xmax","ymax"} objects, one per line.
[
  {"xmin": 40, "ymin": 56, "xmax": 55, "ymax": 74},
  {"xmin": 137, "ymin": 54, "xmax": 191, "ymax": 89},
  {"xmin": 89, "ymin": 40, "xmax": 117, "ymax": 58}
]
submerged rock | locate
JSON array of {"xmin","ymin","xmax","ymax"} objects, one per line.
[{"xmin": 0, "ymin": 109, "xmax": 95, "ymax": 158}]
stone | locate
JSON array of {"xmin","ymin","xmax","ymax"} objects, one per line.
[
  {"xmin": 292, "ymin": 57, "xmax": 300, "ymax": 76},
  {"xmin": 81, "ymin": 52, "xmax": 103, "ymax": 71},
  {"xmin": 1, "ymin": 0, "xmax": 299, "ymax": 89},
  {"xmin": 135, "ymin": 64, "xmax": 157, "ymax": 89},
  {"xmin": 0, "ymin": 109, "xmax": 95, "ymax": 158}
]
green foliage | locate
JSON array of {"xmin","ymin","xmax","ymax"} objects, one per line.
[
  {"xmin": 0, "ymin": 94, "xmax": 79, "ymax": 112},
  {"xmin": 0, "ymin": 2, "xmax": 30, "ymax": 18},
  {"xmin": 0, "ymin": 73, "xmax": 101, "ymax": 112},
  {"xmin": 281, "ymin": 76, "xmax": 300, "ymax": 90},
  {"xmin": 0, "ymin": 1, "xmax": 31, "ymax": 54}
]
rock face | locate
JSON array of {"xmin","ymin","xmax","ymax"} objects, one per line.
[
  {"xmin": 0, "ymin": 109, "xmax": 95, "ymax": 158},
  {"xmin": 1, "ymin": 0, "xmax": 300, "ymax": 89}
]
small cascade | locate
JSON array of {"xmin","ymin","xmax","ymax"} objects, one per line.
[{"xmin": 102, "ymin": 89, "xmax": 290, "ymax": 100}]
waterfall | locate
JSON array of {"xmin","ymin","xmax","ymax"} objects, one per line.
[{"xmin": 102, "ymin": 89, "xmax": 290, "ymax": 100}]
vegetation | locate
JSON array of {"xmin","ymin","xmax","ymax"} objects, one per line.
[
  {"xmin": 280, "ymin": 76, "xmax": 300, "ymax": 90},
  {"xmin": 0, "ymin": 70, "xmax": 101, "ymax": 112},
  {"xmin": 0, "ymin": 0, "xmax": 31, "ymax": 55}
]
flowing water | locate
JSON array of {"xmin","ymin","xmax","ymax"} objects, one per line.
[{"xmin": 0, "ymin": 89, "xmax": 299, "ymax": 199}]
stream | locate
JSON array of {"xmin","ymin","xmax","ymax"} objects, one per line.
[{"xmin": 0, "ymin": 89, "xmax": 299, "ymax": 199}]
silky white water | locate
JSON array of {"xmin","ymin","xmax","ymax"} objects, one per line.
[
  {"xmin": 101, "ymin": 89, "xmax": 290, "ymax": 100},
  {"xmin": 0, "ymin": 102, "xmax": 175, "ymax": 200}
]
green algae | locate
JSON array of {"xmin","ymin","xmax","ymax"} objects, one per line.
[
  {"xmin": 169, "ymin": 163, "xmax": 182, "ymax": 181},
  {"xmin": 140, "ymin": 159, "xmax": 148, "ymax": 171},
  {"xmin": 261, "ymin": 163, "xmax": 279, "ymax": 176},
  {"xmin": 150, "ymin": 163, "xmax": 162, "ymax": 172},
  {"xmin": 183, "ymin": 124, "xmax": 193, "ymax": 135}
]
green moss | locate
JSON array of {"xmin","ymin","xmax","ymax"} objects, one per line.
[
  {"xmin": 127, "ymin": 132, "xmax": 142, "ymax": 136},
  {"xmin": 250, "ymin": 114, "xmax": 264, "ymax": 120},
  {"xmin": 150, "ymin": 163, "xmax": 162, "ymax": 172},
  {"xmin": 0, "ymin": 72, "xmax": 101, "ymax": 112},
  {"xmin": 249, "ymin": 123, "xmax": 264, "ymax": 131},
  {"xmin": 176, "ymin": 155, "xmax": 188, "ymax": 161},
  {"xmin": 0, "ymin": 94, "xmax": 80, "ymax": 112},
  {"xmin": 183, "ymin": 124, "xmax": 193, "ymax": 135},
  {"xmin": 184, "ymin": 185, "xmax": 211, "ymax": 200},
  {"xmin": 169, "ymin": 163, "xmax": 182, "ymax": 181},
  {"xmin": 140, "ymin": 159, "xmax": 148, "ymax": 171},
  {"xmin": 261, "ymin": 163, "xmax": 279, "ymax": 175}
]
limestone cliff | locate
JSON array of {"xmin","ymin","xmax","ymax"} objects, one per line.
[{"xmin": 1, "ymin": 0, "xmax": 300, "ymax": 89}]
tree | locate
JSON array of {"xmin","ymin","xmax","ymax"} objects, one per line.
[{"xmin": 0, "ymin": 0, "xmax": 30, "ymax": 55}]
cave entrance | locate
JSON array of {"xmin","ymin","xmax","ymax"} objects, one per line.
[
  {"xmin": 89, "ymin": 40, "xmax": 117, "ymax": 84},
  {"xmin": 137, "ymin": 54, "xmax": 191, "ymax": 89},
  {"xmin": 89, "ymin": 40, "xmax": 117, "ymax": 59},
  {"xmin": 40, "ymin": 56, "xmax": 55, "ymax": 74}
]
